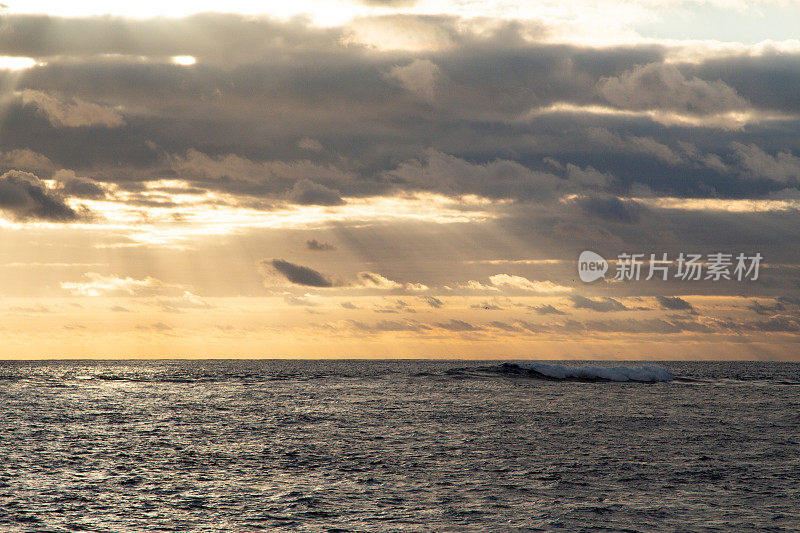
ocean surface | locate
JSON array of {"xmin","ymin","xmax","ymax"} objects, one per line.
[{"xmin": 0, "ymin": 360, "xmax": 798, "ymax": 532}]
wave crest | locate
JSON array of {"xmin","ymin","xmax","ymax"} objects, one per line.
[{"xmin": 499, "ymin": 362, "xmax": 674, "ymax": 382}]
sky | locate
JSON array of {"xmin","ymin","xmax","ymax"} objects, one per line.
[{"xmin": 0, "ymin": 0, "xmax": 799, "ymax": 359}]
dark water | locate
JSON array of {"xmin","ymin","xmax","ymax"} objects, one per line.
[{"xmin": 0, "ymin": 360, "xmax": 798, "ymax": 532}]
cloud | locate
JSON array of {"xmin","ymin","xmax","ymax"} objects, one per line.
[
  {"xmin": 287, "ymin": 179, "xmax": 344, "ymax": 206},
  {"xmin": 340, "ymin": 301, "xmax": 359, "ymax": 309},
  {"xmin": 572, "ymin": 195, "xmax": 642, "ymax": 223},
  {"xmin": 657, "ymin": 296, "xmax": 695, "ymax": 312},
  {"xmin": 373, "ymin": 299, "xmax": 412, "ymax": 314},
  {"xmin": 747, "ymin": 300, "xmax": 785, "ymax": 316},
  {"xmin": 488, "ymin": 321, "xmax": 524, "ymax": 332},
  {"xmin": 777, "ymin": 296, "xmax": 800, "ymax": 306},
  {"xmin": 297, "ymin": 137, "xmax": 323, "ymax": 152},
  {"xmin": 488, "ymin": 274, "xmax": 572, "ymax": 293},
  {"xmin": 570, "ymin": 295, "xmax": 628, "ymax": 312},
  {"xmin": 385, "ymin": 150, "xmax": 566, "ymax": 201},
  {"xmin": 565, "ymin": 164, "xmax": 615, "ymax": 188},
  {"xmin": 260, "ymin": 264, "xmax": 423, "ymax": 292},
  {"xmin": 597, "ymin": 63, "xmax": 748, "ymax": 116},
  {"xmin": 532, "ymin": 304, "xmax": 567, "ymax": 315},
  {"xmin": 61, "ymin": 272, "xmax": 178, "ymax": 296},
  {"xmin": 387, "ymin": 59, "xmax": 442, "ymax": 103},
  {"xmin": 319, "ymin": 311, "xmax": 800, "ymax": 340},
  {"xmin": 436, "ymin": 319, "xmax": 482, "ymax": 332},
  {"xmin": 750, "ymin": 315, "xmax": 800, "ymax": 332},
  {"xmin": 0, "ymin": 13, "xmax": 341, "ymax": 64},
  {"xmin": 421, "ymin": 295, "xmax": 444, "ymax": 308},
  {"xmin": 731, "ymin": 143, "xmax": 800, "ymax": 184},
  {"xmin": 0, "ymin": 149, "xmax": 55, "ymax": 173},
  {"xmin": 584, "ymin": 128, "xmax": 683, "ymax": 166},
  {"xmin": 571, "ymin": 317, "xmax": 713, "ymax": 335},
  {"xmin": 283, "ymin": 293, "xmax": 321, "ymax": 307},
  {"xmin": 0, "ymin": 170, "xmax": 82, "ymax": 221},
  {"xmin": 459, "ymin": 280, "xmax": 499, "ymax": 291},
  {"xmin": 356, "ymin": 271, "xmax": 403, "ymax": 290},
  {"xmin": 156, "ymin": 291, "xmax": 213, "ymax": 312},
  {"xmin": 552, "ymin": 222, "xmax": 623, "ymax": 246},
  {"xmin": 136, "ymin": 322, "xmax": 172, "ymax": 332},
  {"xmin": 55, "ymin": 170, "xmax": 107, "ymax": 199},
  {"xmin": 262, "ymin": 259, "xmax": 334, "ymax": 287},
  {"xmin": 678, "ymin": 142, "xmax": 729, "ymax": 173},
  {"xmin": 343, "ymin": 14, "xmax": 461, "ymax": 51},
  {"xmin": 166, "ymin": 149, "xmax": 355, "ymax": 200},
  {"xmin": 7, "ymin": 13, "xmax": 796, "ymax": 208},
  {"xmin": 9, "ymin": 304, "xmax": 52, "ymax": 313},
  {"xmin": 348, "ymin": 319, "xmax": 430, "ymax": 333},
  {"xmin": 20, "ymin": 90, "xmax": 125, "ymax": 128},
  {"xmin": 306, "ymin": 238, "xmax": 336, "ymax": 251}
]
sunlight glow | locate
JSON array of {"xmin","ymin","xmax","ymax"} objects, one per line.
[
  {"xmin": 171, "ymin": 55, "xmax": 197, "ymax": 66},
  {"xmin": 633, "ymin": 197, "xmax": 800, "ymax": 212},
  {"xmin": 0, "ymin": 56, "xmax": 38, "ymax": 71},
  {"xmin": 520, "ymin": 102, "xmax": 797, "ymax": 130},
  {"xmin": 0, "ymin": 185, "xmax": 501, "ymax": 247}
]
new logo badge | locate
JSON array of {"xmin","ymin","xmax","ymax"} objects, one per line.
[{"xmin": 578, "ymin": 250, "xmax": 608, "ymax": 282}]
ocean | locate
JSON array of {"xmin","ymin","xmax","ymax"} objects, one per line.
[{"xmin": 0, "ymin": 360, "xmax": 798, "ymax": 532}]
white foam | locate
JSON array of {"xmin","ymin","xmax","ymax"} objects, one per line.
[{"xmin": 519, "ymin": 363, "xmax": 674, "ymax": 382}]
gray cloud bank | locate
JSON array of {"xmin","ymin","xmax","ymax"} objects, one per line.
[
  {"xmin": 1, "ymin": 12, "xmax": 799, "ymax": 305},
  {"xmin": 1, "ymin": 13, "xmax": 798, "ymax": 205}
]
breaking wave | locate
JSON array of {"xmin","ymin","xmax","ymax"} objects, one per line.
[{"xmin": 497, "ymin": 362, "xmax": 674, "ymax": 383}]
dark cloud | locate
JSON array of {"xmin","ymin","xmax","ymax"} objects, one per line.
[
  {"xmin": 262, "ymin": 259, "xmax": 334, "ymax": 287},
  {"xmin": 373, "ymin": 299, "xmax": 411, "ymax": 313},
  {"xmin": 0, "ymin": 148, "xmax": 54, "ymax": 173},
  {"xmin": 686, "ymin": 53, "xmax": 800, "ymax": 114},
  {"xmin": 61, "ymin": 176, "xmax": 106, "ymax": 199},
  {"xmin": 575, "ymin": 317, "xmax": 712, "ymax": 334},
  {"xmin": 0, "ymin": 170, "xmax": 83, "ymax": 221},
  {"xmin": 597, "ymin": 62, "xmax": 748, "ymax": 115},
  {"xmin": 574, "ymin": 195, "xmax": 642, "ymax": 223},
  {"xmin": 384, "ymin": 150, "xmax": 568, "ymax": 201},
  {"xmin": 747, "ymin": 300, "xmax": 786, "ymax": 316},
  {"xmin": 287, "ymin": 179, "xmax": 344, "ymax": 206},
  {"xmin": 311, "ymin": 307, "xmax": 800, "ymax": 339},
  {"xmin": 730, "ymin": 143, "xmax": 800, "ymax": 185},
  {"xmin": 532, "ymin": 304, "xmax": 567, "ymax": 315},
  {"xmin": 348, "ymin": 319, "xmax": 430, "ymax": 333},
  {"xmin": 20, "ymin": 90, "xmax": 125, "ymax": 129},
  {"xmin": 657, "ymin": 296, "xmax": 695, "ymax": 312},
  {"xmin": 340, "ymin": 301, "xmax": 359, "ymax": 309},
  {"xmin": 422, "ymin": 296, "xmax": 444, "ymax": 308},
  {"xmin": 488, "ymin": 321, "xmax": 524, "ymax": 332},
  {"xmin": 750, "ymin": 315, "xmax": 800, "ymax": 332},
  {"xmin": 777, "ymin": 296, "xmax": 800, "ymax": 306},
  {"xmin": 0, "ymin": 13, "xmax": 797, "ymax": 298},
  {"xmin": 4, "ymin": 12, "xmax": 799, "ymax": 209},
  {"xmin": 436, "ymin": 319, "xmax": 482, "ymax": 331},
  {"xmin": 307, "ymin": 238, "xmax": 336, "ymax": 251},
  {"xmin": 570, "ymin": 295, "xmax": 628, "ymax": 312}
]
